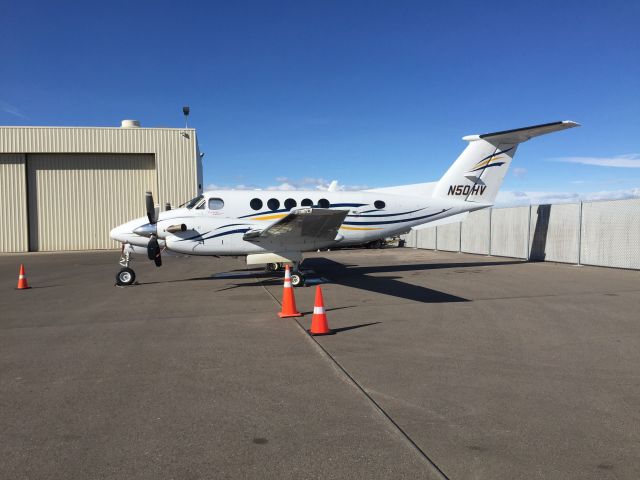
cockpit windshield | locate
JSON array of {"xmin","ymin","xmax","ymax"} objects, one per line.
[{"xmin": 185, "ymin": 194, "xmax": 205, "ymax": 209}]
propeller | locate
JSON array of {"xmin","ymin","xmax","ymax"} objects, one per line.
[
  {"xmin": 145, "ymin": 191, "xmax": 158, "ymax": 224},
  {"xmin": 144, "ymin": 191, "xmax": 162, "ymax": 267},
  {"xmin": 147, "ymin": 235, "xmax": 162, "ymax": 267}
]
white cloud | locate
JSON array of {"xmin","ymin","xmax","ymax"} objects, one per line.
[
  {"xmin": 495, "ymin": 188, "xmax": 640, "ymax": 206},
  {"xmin": 206, "ymin": 177, "xmax": 369, "ymax": 192},
  {"xmin": 266, "ymin": 182, "xmax": 297, "ymax": 191},
  {"xmin": 205, "ymin": 183, "xmax": 260, "ymax": 190},
  {"xmin": 554, "ymin": 154, "xmax": 640, "ymax": 168},
  {"xmin": 512, "ymin": 167, "xmax": 527, "ymax": 177},
  {"xmin": 0, "ymin": 100, "xmax": 27, "ymax": 119}
]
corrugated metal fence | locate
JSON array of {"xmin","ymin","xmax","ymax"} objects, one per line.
[{"xmin": 401, "ymin": 198, "xmax": 640, "ymax": 270}]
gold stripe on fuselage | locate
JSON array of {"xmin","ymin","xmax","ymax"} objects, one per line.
[
  {"xmin": 339, "ymin": 226, "xmax": 383, "ymax": 231},
  {"xmin": 253, "ymin": 214, "xmax": 288, "ymax": 220}
]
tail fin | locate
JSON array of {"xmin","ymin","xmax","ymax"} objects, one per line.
[{"xmin": 432, "ymin": 121, "xmax": 579, "ymax": 204}]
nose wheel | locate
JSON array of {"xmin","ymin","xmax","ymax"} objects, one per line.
[
  {"xmin": 116, "ymin": 244, "xmax": 137, "ymax": 286},
  {"xmin": 116, "ymin": 267, "xmax": 136, "ymax": 286}
]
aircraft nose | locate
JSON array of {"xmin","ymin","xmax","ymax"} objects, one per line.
[{"xmin": 110, "ymin": 224, "xmax": 130, "ymax": 243}]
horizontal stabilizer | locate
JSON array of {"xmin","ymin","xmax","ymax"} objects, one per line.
[{"xmin": 464, "ymin": 120, "xmax": 580, "ymax": 145}]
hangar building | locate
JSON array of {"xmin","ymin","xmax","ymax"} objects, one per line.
[{"xmin": 0, "ymin": 121, "xmax": 202, "ymax": 252}]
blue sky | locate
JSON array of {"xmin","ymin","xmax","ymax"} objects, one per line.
[{"xmin": 2, "ymin": 0, "xmax": 639, "ymax": 204}]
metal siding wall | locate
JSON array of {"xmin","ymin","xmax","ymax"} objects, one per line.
[
  {"xmin": 403, "ymin": 200, "xmax": 639, "ymax": 270},
  {"xmin": 27, "ymin": 154, "xmax": 156, "ymax": 251},
  {"xmin": 417, "ymin": 227, "xmax": 436, "ymax": 249},
  {"xmin": 0, "ymin": 154, "xmax": 28, "ymax": 252},
  {"xmin": 0, "ymin": 127, "xmax": 197, "ymax": 209},
  {"xmin": 490, "ymin": 206, "xmax": 529, "ymax": 259},
  {"xmin": 436, "ymin": 223, "xmax": 460, "ymax": 252},
  {"xmin": 401, "ymin": 230, "xmax": 417, "ymax": 247},
  {"xmin": 529, "ymin": 203, "xmax": 580, "ymax": 263},
  {"xmin": 461, "ymin": 209, "xmax": 491, "ymax": 255},
  {"xmin": 580, "ymin": 199, "xmax": 640, "ymax": 269}
]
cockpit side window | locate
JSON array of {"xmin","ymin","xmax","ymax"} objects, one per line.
[
  {"xmin": 208, "ymin": 198, "xmax": 225, "ymax": 210},
  {"xmin": 185, "ymin": 194, "xmax": 205, "ymax": 209}
]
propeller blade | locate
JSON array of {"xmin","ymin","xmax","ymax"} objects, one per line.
[
  {"xmin": 145, "ymin": 191, "xmax": 157, "ymax": 224},
  {"xmin": 147, "ymin": 236, "xmax": 162, "ymax": 267}
]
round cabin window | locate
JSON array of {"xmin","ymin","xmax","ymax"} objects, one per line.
[
  {"xmin": 250, "ymin": 198, "xmax": 263, "ymax": 210},
  {"xmin": 317, "ymin": 198, "xmax": 330, "ymax": 208},
  {"xmin": 374, "ymin": 200, "xmax": 386, "ymax": 209},
  {"xmin": 284, "ymin": 198, "xmax": 297, "ymax": 210},
  {"xmin": 301, "ymin": 198, "xmax": 313, "ymax": 207},
  {"xmin": 267, "ymin": 198, "xmax": 280, "ymax": 211}
]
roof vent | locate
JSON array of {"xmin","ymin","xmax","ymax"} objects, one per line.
[{"xmin": 121, "ymin": 119, "xmax": 141, "ymax": 128}]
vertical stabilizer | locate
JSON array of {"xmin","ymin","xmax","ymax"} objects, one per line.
[{"xmin": 432, "ymin": 121, "xmax": 579, "ymax": 204}]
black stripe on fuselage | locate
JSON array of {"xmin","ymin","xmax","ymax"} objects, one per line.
[
  {"xmin": 330, "ymin": 203, "xmax": 368, "ymax": 208},
  {"xmin": 215, "ymin": 223, "xmax": 251, "ymax": 230},
  {"xmin": 200, "ymin": 228, "xmax": 252, "ymax": 242},
  {"xmin": 342, "ymin": 208, "xmax": 451, "ymax": 226},
  {"xmin": 347, "ymin": 207, "xmax": 427, "ymax": 218},
  {"xmin": 176, "ymin": 231, "xmax": 212, "ymax": 242}
]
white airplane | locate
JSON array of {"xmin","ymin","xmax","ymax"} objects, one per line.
[{"xmin": 110, "ymin": 120, "xmax": 579, "ymax": 287}]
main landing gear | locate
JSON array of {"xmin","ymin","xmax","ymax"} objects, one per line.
[
  {"xmin": 264, "ymin": 262, "xmax": 306, "ymax": 287},
  {"xmin": 289, "ymin": 270, "xmax": 305, "ymax": 288},
  {"xmin": 265, "ymin": 262, "xmax": 283, "ymax": 272},
  {"xmin": 116, "ymin": 244, "xmax": 136, "ymax": 286}
]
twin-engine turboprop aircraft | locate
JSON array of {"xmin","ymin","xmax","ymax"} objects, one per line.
[{"xmin": 110, "ymin": 121, "xmax": 579, "ymax": 286}]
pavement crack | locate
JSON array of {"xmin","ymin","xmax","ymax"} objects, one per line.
[{"xmin": 256, "ymin": 275, "xmax": 450, "ymax": 480}]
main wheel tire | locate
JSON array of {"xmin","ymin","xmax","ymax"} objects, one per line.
[
  {"xmin": 290, "ymin": 272, "xmax": 305, "ymax": 287},
  {"xmin": 266, "ymin": 262, "xmax": 279, "ymax": 272},
  {"xmin": 116, "ymin": 267, "xmax": 136, "ymax": 286}
]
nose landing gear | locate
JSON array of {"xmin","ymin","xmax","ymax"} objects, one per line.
[
  {"xmin": 116, "ymin": 267, "xmax": 136, "ymax": 286},
  {"xmin": 116, "ymin": 244, "xmax": 137, "ymax": 286}
]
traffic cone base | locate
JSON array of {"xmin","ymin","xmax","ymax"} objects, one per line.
[
  {"xmin": 307, "ymin": 328, "xmax": 335, "ymax": 336},
  {"xmin": 309, "ymin": 286, "xmax": 333, "ymax": 335},
  {"xmin": 278, "ymin": 265, "xmax": 302, "ymax": 318},
  {"xmin": 16, "ymin": 264, "xmax": 31, "ymax": 290}
]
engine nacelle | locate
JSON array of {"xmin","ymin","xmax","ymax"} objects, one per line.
[{"xmin": 246, "ymin": 252, "xmax": 302, "ymax": 265}]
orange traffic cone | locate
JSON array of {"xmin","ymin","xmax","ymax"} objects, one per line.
[
  {"xmin": 16, "ymin": 264, "xmax": 31, "ymax": 290},
  {"xmin": 309, "ymin": 286, "xmax": 333, "ymax": 335},
  {"xmin": 278, "ymin": 265, "xmax": 302, "ymax": 318}
]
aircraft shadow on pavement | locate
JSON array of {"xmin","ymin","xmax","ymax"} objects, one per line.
[
  {"xmin": 330, "ymin": 321, "xmax": 381, "ymax": 333},
  {"xmin": 301, "ymin": 257, "xmax": 525, "ymax": 304},
  {"xmin": 137, "ymin": 258, "xmax": 523, "ymax": 304},
  {"xmin": 138, "ymin": 270, "xmax": 274, "ymax": 286}
]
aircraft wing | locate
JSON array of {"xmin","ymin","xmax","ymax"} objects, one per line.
[{"xmin": 243, "ymin": 208, "xmax": 347, "ymax": 243}]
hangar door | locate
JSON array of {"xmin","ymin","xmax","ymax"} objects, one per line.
[
  {"xmin": 0, "ymin": 154, "xmax": 29, "ymax": 252},
  {"xmin": 27, "ymin": 154, "xmax": 156, "ymax": 251}
]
